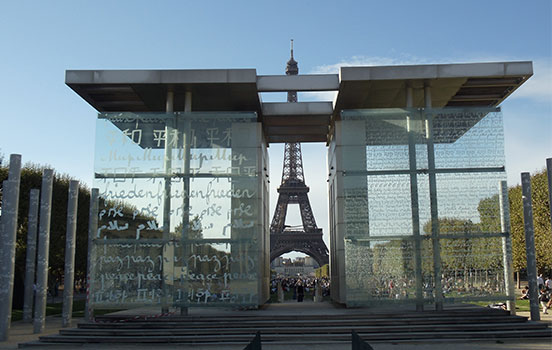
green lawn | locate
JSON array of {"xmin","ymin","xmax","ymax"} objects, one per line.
[
  {"xmin": 470, "ymin": 299, "xmax": 531, "ymax": 312},
  {"xmin": 11, "ymin": 299, "xmax": 122, "ymax": 322}
]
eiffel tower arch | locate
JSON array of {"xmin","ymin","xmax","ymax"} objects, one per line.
[{"xmin": 269, "ymin": 42, "xmax": 329, "ymax": 267}]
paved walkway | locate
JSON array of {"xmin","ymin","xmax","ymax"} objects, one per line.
[{"xmin": 1, "ymin": 303, "xmax": 550, "ymax": 350}]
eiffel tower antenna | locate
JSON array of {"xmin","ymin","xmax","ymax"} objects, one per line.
[
  {"xmin": 269, "ymin": 42, "xmax": 329, "ymax": 266},
  {"xmin": 290, "ymin": 39, "xmax": 294, "ymax": 58}
]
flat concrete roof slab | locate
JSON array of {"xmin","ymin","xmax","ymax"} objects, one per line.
[
  {"xmin": 257, "ymin": 74, "xmax": 339, "ymax": 92},
  {"xmin": 66, "ymin": 61, "xmax": 532, "ymax": 144}
]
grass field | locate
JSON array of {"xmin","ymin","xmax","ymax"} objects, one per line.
[
  {"xmin": 11, "ymin": 300, "xmax": 121, "ymax": 322},
  {"xmin": 470, "ymin": 299, "xmax": 531, "ymax": 312}
]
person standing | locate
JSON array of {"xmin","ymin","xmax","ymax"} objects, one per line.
[
  {"xmin": 545, "ymin": 276, "xmax": 552, "ymax": 290},
  {"xmin": 296, "ymin": 281, "xmax": 304, "ymax": 302},
  {"xmin": 537, "ymin": 274, "xmax": 544, "ymax": 290},
  {"xmin": 539, "ymin": 287, "xmax": 550, "ymax": 314}
]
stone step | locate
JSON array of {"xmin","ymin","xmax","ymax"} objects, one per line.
[
  {"xmin": 34, "ymin": 328, "xmax": 552, "ymax": 344},
  {"xmin": 79, "ymin": 315, "xmax": 529, "ymax": 329},
  {"xmin": 58, "ymin": 321, "xmax": 548, "ymax": 336},
  {"xmin": 92, "ymin": 308, "xmax": 511, "ymax": 323},
  {"xmin": 18, "ymin": 306, "xmax": 551, "ymax": 347}
]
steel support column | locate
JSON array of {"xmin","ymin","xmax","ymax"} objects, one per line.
[
  {"xmin": 425, "ymin": 85, "xmax": 443, "ymax": 311},
  {"xmin": 406, "ymin": 85, "xmax": 424, "ymax": 311},
  {"xmin": 547, "ymin": 158, "xmax": 552, "ymax": 233},
  {"xmin": 521, "ymin": 172, "xmax": 540, "ymax": 321},
  {"xmin": 499, "ymin": 181, "xmax": 516, "ymax": 314},
  {"xmin": 161, "ymin": 88, "xmax": 175, "ymax": 314},
  {"xmin": 84, "ymin": 188, "xmax": 99, "ymax": 322},
  {"xmin": 180, "ymin": 90, "xmax": 192, "ymax": 316}
]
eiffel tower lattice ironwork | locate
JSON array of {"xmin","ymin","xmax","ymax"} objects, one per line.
[{"xmin": 269, "ymin": 41, "xmax": 329, "ymax": 267}]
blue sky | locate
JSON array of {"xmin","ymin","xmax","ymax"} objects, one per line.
[{"xmin": 0, "ymin": 0, "xmax": 550, "ymax": 253}]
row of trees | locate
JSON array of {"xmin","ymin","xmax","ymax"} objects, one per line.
[
  {"xmin": 1, "ymin": 158, "xmax": 550, "ymax": 306},
  {"xmin": 0, "ymin": 162, "xmax": 91, "ymax": 309},
  {"xmin": 0, "ymin": 157, "xmax": 206, "ymax": 309},
  {"xmin": 509, "ymin": 170, "xmax": 552, "ymax": 275},
  {"xmin": 477, "ymin": 169, "xmax": 552, "ymax": 275},
  {"xmin": 368, "ymin": 169, "xmax": 551, "ymax": 285}
]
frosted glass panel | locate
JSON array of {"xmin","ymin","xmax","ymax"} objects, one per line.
[
  {"xmin": 333, "ymin": 108, "xmax": 509, "ymax": 306},
  {"xmin": 90, "ymin": 112, "xmax": 268, "ymax": 308}
]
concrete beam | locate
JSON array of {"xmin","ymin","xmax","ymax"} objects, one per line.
[
  {"xmin": 267, "ymin": 135, "xmax": 326, "ymax": 143},
  {"xmin": 257, "ymin": 74, "xmax": 339, "ymax": 92},
  {"xmin": 340, "ymin": 61, "xmax": 533, "ymax": 82},
  {"xmin": 262, "ymin": 101, "xmax": 333, "ymax": 116},
  {"xmin": 66, "ymin": 69, "xmax": 258, "ymax": 85}
]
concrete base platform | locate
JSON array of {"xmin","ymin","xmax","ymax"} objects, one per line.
[{"xmin": 4, "ymin": 302, "xmax": 551, "ymax": 350}]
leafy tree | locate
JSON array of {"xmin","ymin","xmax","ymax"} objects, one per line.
[
  {"xmin": 509, "ymin": 170, "xmax": 552, "ymax": 274},
  {"xmin": 0, "ymin": 162, "xmax": 91, "ymax": 309}
]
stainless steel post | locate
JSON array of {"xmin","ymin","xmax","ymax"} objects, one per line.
[
  {"xmin": 499, "ymin": 181, "xmax": 516, "ymax": 314},
  {"xmin": 0, "ymin": 154, "xmax": 22, "ymax": 341},
  {"xmin": 62, "ymin": 181, "xmax": 79, "ymax": 327},
  {"xmin": 521, "ymin": 172, "xmax": 540, "ymax": 321},
  {"xmin": 406, "ymin": 85, "xmax": 424, "ymax": 311},
  {"xmin": 547, "ymin": 158, "xmax": 552, "ymax": 232},
  {"xmin": 162, "ymin": 89, "xmax": 174, "ymax": 314},
  {"xmin": 84, "ymin": 188, "xmax": 99, "ymax": 322},
  {"xmin": 33, "ymin": 169, "xmax": 54, "ymax": 334},
  {"xmin": 23, "ymin": 189, "xmax": 40, "ymax": 322},
  {"xmin": 424, "ymin": 89, "xmax": 443, "ymax": 311},
  {"xmin": 163, "ymin": 88, "xmax": 174, "ymax": 238},
  {"xmin": 180, "ymin": 90, "xmax": 192, "ymax": 316}
]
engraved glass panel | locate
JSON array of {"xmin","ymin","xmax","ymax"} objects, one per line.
[
  {"xmin": 434, "ymin": 172, "xmax": 505, "ymax": 235},
  {"xmin": 90, "ymin": 112, "xmax": 268, "ymax": 309},
  {"xmin": 335, "ymin": 107, "xmax": 508, "ymax": 306},
  {"xmin": 439, "ymin": 237, "xmax": 506, "ymax": 301},
  {"xmin": 344, "ymin": 238, "xmax": 435, "ymax": 306}
]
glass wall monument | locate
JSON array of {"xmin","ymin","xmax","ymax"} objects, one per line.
[
  {"xmin": 329, "ymin": 107, "xmax": 513, "ymax": 308},
  {"xmin": 89, "ymin": 112, "xmax": 270, "ymax": 309}
]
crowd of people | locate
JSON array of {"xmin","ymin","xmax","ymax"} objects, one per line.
[
  {"xmin": 520, "ymin": 274, "xmax": 552, "ymax": 314},
  {"xmin": 270, "ymin": 276, "xmax": 330, "ymax": 302}
]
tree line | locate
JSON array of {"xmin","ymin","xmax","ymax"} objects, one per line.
[{"xmin": 0, "ymin": 162, "xmax": 91, "ymax": 309}]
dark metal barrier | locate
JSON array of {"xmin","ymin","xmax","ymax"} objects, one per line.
[
  {"xmin": 243, "ymin": 331, "xmax": 262, "ymax": 350},
  {"xmin": 352, "ymin": 330, "xmax": 373, "ymax": 350}
]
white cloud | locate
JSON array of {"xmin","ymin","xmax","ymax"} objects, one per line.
[
  {"xmin": 305, "ymin": 55, "xmax": 552, "ymax": 104},
  {"xmin": 309, "ymin": 55, "xmax": 431, "ymax": 74},
  {"xmin": 508, "ymin": 59, "xmax": 552, "ymax": 103}
]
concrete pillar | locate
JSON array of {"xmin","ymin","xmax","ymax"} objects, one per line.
[
  {"xmin": 277, "ymin": 281, "xmax": 284, "ymax": 303},
  {"xmin": 405, "ymin": 85, "xmax": 413, "ymax": 107},
  {"xmin": 424, "ymin": 85, "xmax": 443, "ymax": 311},
  {"xmin": 499, "ymin": 181, "xmax": 516, "ymax": 314},
  {"xmin": 23, "ymin": 189, "xmax": 40, "ymax": 322},
  {"xmin": 314, "ymin": 281, "xmax": 322, "ymax": 302},
  {"xmin": 62, "ymin": 181, "xmax": 79, "ymax": 328},
  {"xmin": 330, "ymin": 119, "xmax": 368, "ymax": 305},
  {"xmin": 0, "ymin": 154, "xmax": 22, "ymax": 341},
  {"xmin": 406, "ymin": 85, "xmax": 424, "ymax": 312},
  {"xmin": 424, "ymin": 84, "xmax": 432, "ymax": 109},
  {"xmin": 33, "ymin": 169, "xmax": 54, "ymax": 334},
  {"xmin": 521, "ymin": 172, "xmax": 540, "ymax": 321},
  {"xmin": 84, "ymin": 188, "xmax": 99, "ymax": 322}
]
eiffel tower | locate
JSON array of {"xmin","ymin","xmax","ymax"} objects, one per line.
[{"xmin": 269, "ymin": 41, "xmax": 329, "ymax": 267}]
